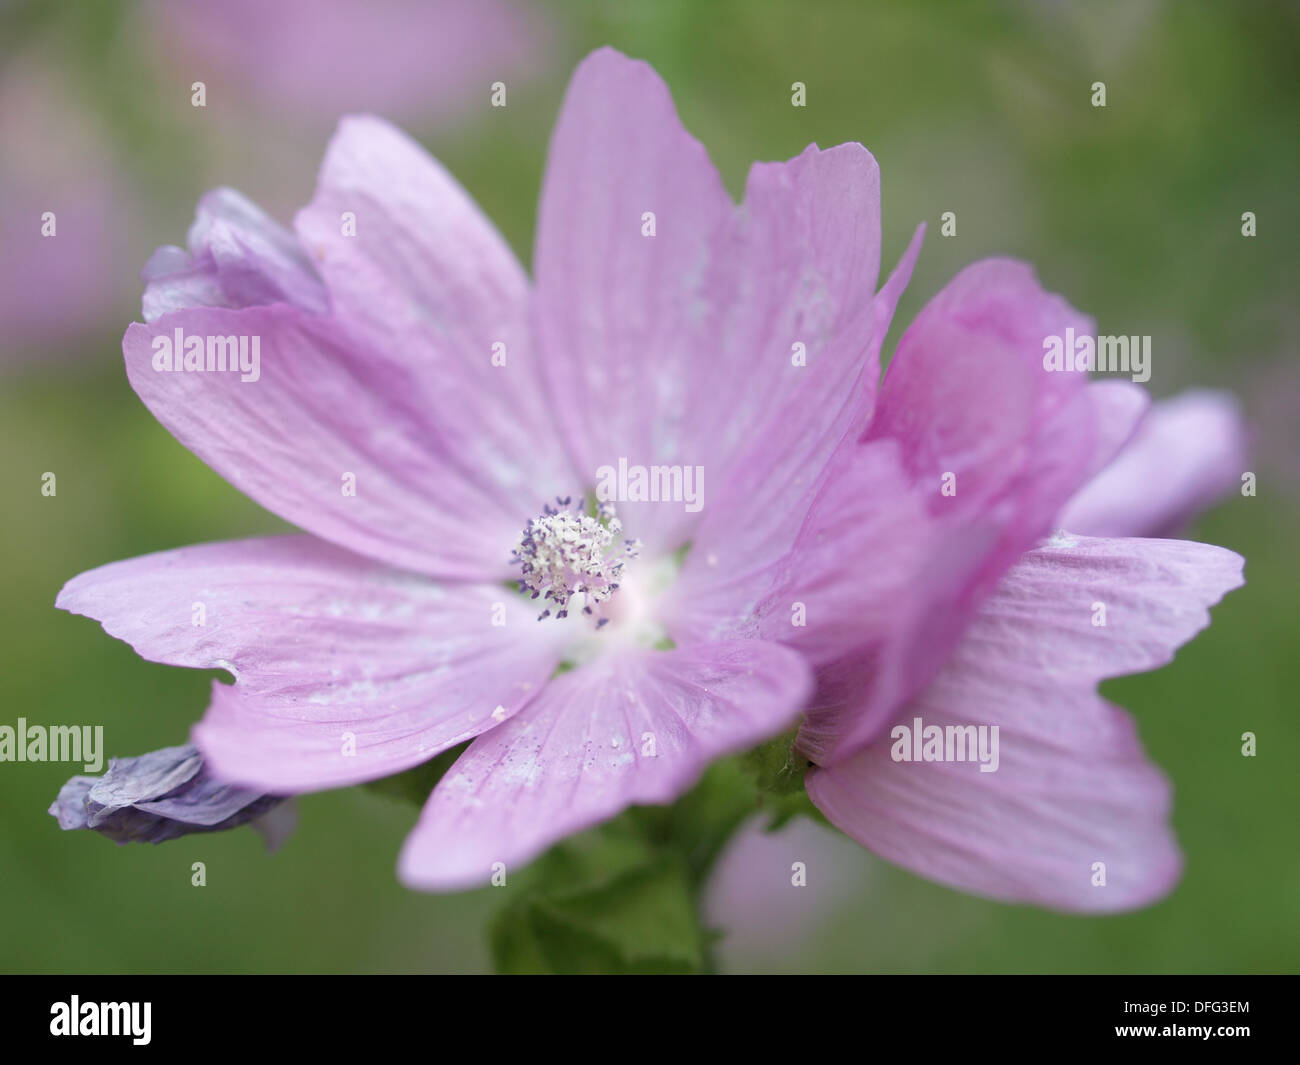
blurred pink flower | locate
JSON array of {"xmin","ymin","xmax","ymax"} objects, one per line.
[
  {"xmin": 704, "ymin": 816, "xmax": 870, "ymax": 964},
  {"xmin": 0, "ymin": 57, "xmax": 129, "ymax": 362},
  {"xmin": 146, "ymin": 0, "xmax": 549, "ymax": 125}
]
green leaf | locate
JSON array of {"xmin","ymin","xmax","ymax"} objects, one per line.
[{"xmin": 491, "ymin": 855, "xmax": 705, "ymax": 974}]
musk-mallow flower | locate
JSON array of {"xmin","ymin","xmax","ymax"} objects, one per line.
[{"xmin": 56, "ymin": 48, "xmax": 1244, "ymax": 907}]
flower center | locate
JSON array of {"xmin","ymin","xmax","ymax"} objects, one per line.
[{"xmin": 512, "ymin": 496, "xmax": 642, "ymax": 628}]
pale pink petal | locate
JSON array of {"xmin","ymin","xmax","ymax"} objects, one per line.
[
  {"xmin": 57, "ymin": 537, "xmax": 563, "ymax": 791},
  {"xmin": 398, "ymin": 640, "xmax": 812, "ymax": 890},
  {"xmin": 1059, "ymin": 390, "xmax": 1248, "ymax": 538},
  {"xmin": 664, "ymin": 439, "xmax": 935, "ymax": 665},
  {"xmin": 1076, "ymin": 378, "xmax": 1150, "ymax": 485},
  {"xmin": 534, "ymin": 49, "xmax": 891, "ymax": 555},
  {"xmin": 532, "ymin": 48, "xmax": 732, "ymax": 553},
  {"xmin": 662, "ymin": 230, "xmax": 927, "ymax": 648},
  {"xmin": 124, "ymin": 302, "xmax": 541, "ymax": 579},
  {"xmin": 296, "ymin": 116, "xmax": 574, "ymax": 516},
  {"xmin": 807, "ymin": 534, "xmax": 1245, "ymax": 912},
  {"xmin": 142, "ymin": 187, "xmax": 327, "ymax": 321}
]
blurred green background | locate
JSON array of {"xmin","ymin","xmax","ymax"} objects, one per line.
[{"xmin": 2, "ymin": 0, "xmax": 1297, "ymax": 973}]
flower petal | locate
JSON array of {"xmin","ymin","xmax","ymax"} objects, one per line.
[
  {"xmin": 142, "ymin": 187, "xmax": 328, "ymax": 322},
  {"xmin": 57, "ymin": 537, "xmax": 563, "ymax": 791},
  {"xmin": 807, "ymin": 534, "xmax": 1244, "ymax": 912},
  {"xmin": 794, "ymin": 260, "xmax": 1111, "ymax": 761},
  {"xmin": 1059, "ymin": 389, "xmax": 1248, "ymax": 538},
  {"xmin": 532, "ymin": 48, "xmax": 732, "ymax": 552},
  {"xmin": 534, "ymin": 49, "xmax": 890, "ymax": 554},
  {"xmin": 295, "ymin": 115, "xmax": 574, "ymax": 515},
  {"xmin": 124, "ymin": 301, "xmax": 541, "ymax": 578},
  {"xmin": 398, "ymin": 640, "xmax": 812, "ymax": 891}
]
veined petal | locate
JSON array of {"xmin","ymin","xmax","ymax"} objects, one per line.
[
  {"xmin": 797, "ymin": 259, "xmax": 1110, "ymax": 761},
  {"xmin": 124, "ymin": 302, "xmax": 540, "ymax": 579},
  {"xmin": 57, "ymin": 536, "xmax": 563, "ymax": 790},
  {"xmin": 534, "ymin": 49, "xmax": 889, "ymax": 555},
  {"xmin": 398, "ymin": 640, "xmax": 812, "ymax": 891},
  {"xmin": 807, "ymin": 533, "xmax": 1244, "ymax": 912},
  {"xmin": 295, "ymin": 115, "xmax": 574, "ymax": 516}
]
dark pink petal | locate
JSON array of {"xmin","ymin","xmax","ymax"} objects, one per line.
[
  {"xmin": 797, "ymin": 260, "xmax": 1111, "ymax": 761},
  {"xmin": 398, "ymin": 640, "xmax": 812, "ymax": 891},
  {"xmin": 1059, "ymin": 390, "xmax": 1248, "ymax": 538},
  {"xmin": 868, "ymin": 257, "xmax": 1097, "ymax": 534},
  {"xmin": 57, "ymin": 537, "xmax": 563, "ymax": 791},
  {"xmin": 296, "ymin": 116, "xmax": 574, "ymax": 519},
  {"xmin": 124, "ymin": 302, "xmax": 543, "ymax": 579},
  {"xmin": 807, "ymin": 534, "xmax": 1244, "ymax": 912}
]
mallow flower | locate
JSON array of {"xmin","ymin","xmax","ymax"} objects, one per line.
[{"xmin": 57, "ymin": 49, "xmax": 1244, "ymax": 908}]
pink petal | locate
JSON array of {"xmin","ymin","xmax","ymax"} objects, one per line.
[
  {"xmin": 532, "ymin": 48, "xmax": 731, "ymax": 553},
  {"xmin": 665, "ymin": 438, "xmax": 935, "ymax": 667},
  {"xmin": 398, "ymin": 640, "xmax": 812, "ymax": 890},
  {"xmin": 868, "ymin": 257, "xmax": 1098, "ymax": 537},
  {"xmin": 1059, "ymin": 389, "xmax": 1248, "ymax": 538},
  {"xmin": 57, "ymin": 537, "xmax": 563, "ymax": 791},
  {"xmin": 142, "ymin": 187, "xmax": 328, "ymax": 321},
  {"xmin": 660, "ymin": 230, "xmax": 927, "ymax": 650},
  {"xmin": 794, "ymin": 260, "xmax": 1110, "ymax": 762},
  {"xmin": 296, "ymin": 116, "xmax": 574, "ymax": 517},
  {"xmin": 807, "ymin": 534, "xmax": 1245, "ymax": 912},
  {"xmin": 124, "ymin": 302, "xmax": 541, "ymax": 579},
  {"xmin": 1076, "ymin": 378, "xmax": 1151, "ymax": 485},
  {"xmin": 534, "ymin": 48, "xmax": 890, "ymax": 555}
]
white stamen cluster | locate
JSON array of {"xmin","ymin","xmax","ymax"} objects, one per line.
[{"xmin": 513, "ymin": 497, "xmax": 641, "ymax": 627}]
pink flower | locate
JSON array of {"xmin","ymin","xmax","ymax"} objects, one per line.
[{"xmin": 58, "ymin": 49, "xmax": 1243, "ymax": 905}]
